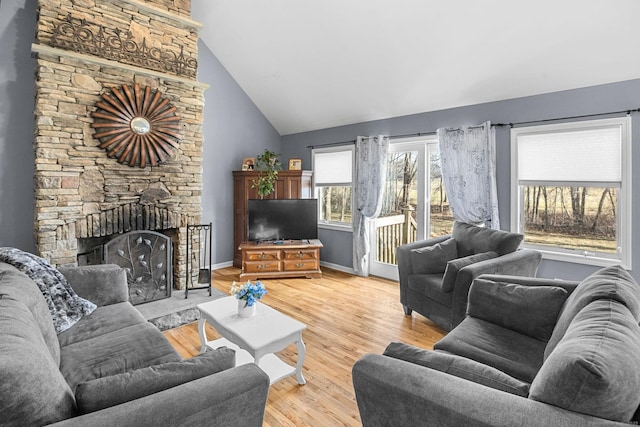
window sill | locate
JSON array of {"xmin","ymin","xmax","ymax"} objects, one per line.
[
  {"xmin": 526, "ymin": 246, "xmax": 630, "ymax": 270},
  {"xmin": 318, "ymin": 222, "xmax": 352, "ymax": 233}
]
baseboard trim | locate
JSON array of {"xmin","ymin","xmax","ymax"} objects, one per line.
[
  {"xmin": 212, "ymin": 261, "xmax": 233, "ymax": 270},
  {"xmin": 320, "ymin": 261, "xmax": 355, "ymax": 275}
]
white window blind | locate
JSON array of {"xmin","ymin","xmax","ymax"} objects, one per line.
[
  {"xmin": 516, "ymin": 124, "xmax": 623, "ymax": 185},
  {"xmin": 313, "ymin": 149, "xmax": 353, "ymax": 185}
]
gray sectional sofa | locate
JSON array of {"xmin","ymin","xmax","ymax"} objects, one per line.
[
  {"xmin": 353, "ymin": 266, "xmax": 640, "ymax": 426},
  {"xmin": 0, "ymin": 261, "xmax": 270, "ymax": 426}
]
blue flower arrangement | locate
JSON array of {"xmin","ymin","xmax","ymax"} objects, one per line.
[{"xmin": 230, "ymin": 280, "xmax": 267, "ymax": 307}]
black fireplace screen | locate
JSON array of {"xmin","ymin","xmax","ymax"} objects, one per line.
[{"xmin": 104, "ymin": 230, "xmax": 172, "ymax": 305}]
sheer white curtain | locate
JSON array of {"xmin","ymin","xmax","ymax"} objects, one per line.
[
  {"xmin": 353, "ymin": 135, "xmax": 389, "ymax": 276},
  {"xmin": 437, "ymin": 121, "xmax": 499, "ymax": 228}
]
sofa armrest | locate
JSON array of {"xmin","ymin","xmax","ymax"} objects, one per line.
[
  {"xmin": 58, "ymin": 264, "xmax": 129, "ymax": 306},
  {"xmin": 48, "ymin": 364, "xmax": 270, "ymax": 427},
  {"xmin": 396, "ymin": 234, "xmax": 451, "ymax": 304},
  {"xmin": 449, "ymin": 249, "xmax": 542, "ymax": 328},
  {"xmin": 462, "ymin": 249, "xmax": 542, "ymax": 278},
  {"xmin": 352, "ymin": 354, "xmax": 626, "ymax": 427}
]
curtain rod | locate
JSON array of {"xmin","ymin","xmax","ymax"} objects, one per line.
[
  {"xmin": 307, "ymin": 108, "xmax": 640, "ymax": 150},
  {"xmin": 307, "ymin": 131, "xmax": 435, "ymax": 149},
  {"xmin": 493, "ymin": 108, "xmax": 640, "ymax": 128}
]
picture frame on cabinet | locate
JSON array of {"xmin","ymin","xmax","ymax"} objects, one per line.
[
  {"xmin": 242, "ymin": 158, "xmax": 255, "ymax": 170},
  {"xmin": 288, "ymin": 158, "xmax": 302, "ymax": 170}
]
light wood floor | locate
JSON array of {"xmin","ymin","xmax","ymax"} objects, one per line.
[{"xmin": 163, "ymin": 267, "xmax": 447, "ymax": 427}]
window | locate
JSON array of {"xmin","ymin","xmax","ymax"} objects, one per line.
[
  {"xmin": 312, "ymin": 146, "xmax": 354, "ymax": 229},
  {"xmin": 511, "ymin": 117, "xmax": 631, "ymax": 268},
  {"xmin": 428, "ymin": 144, "xmax": 453, "ymax": 238}
]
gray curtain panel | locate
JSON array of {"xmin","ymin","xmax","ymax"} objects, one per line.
[
  {"xmin": 352, "ymin": 135, "xmax": 389, "ymax": 276},
  {"xmin": 437, "ymin": 121, "xmax": 500, "ymax": 228}
]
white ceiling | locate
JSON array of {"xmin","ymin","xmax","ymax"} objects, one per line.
[{"xmin": 192, "ymin": 1, "xmax": 640, "ymax": 135}]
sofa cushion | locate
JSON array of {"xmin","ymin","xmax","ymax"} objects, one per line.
[
  {"xmin": 75, "ymin": 347, "xmax": 236, "ymax": 414},
  {"xmin": 408, "ymin": 274, "xmax": 452, "ymax": 307},
  {"xmin": 384, "ymin": 342, "xmax": 530, "ymax": 397},
  {"xmin": 0, "ymin": 264, "xmax": 61, "ymax": 365},
  {"xmin": 58, "ymin": 302, "xmax": 147, "ymax": 347},
  {"xmin": 60, "ymin": 322, "xmax": 181, "ymax": 390},
  {"xmin": 0, "ymin": 296, "xmax": 76, "ymax": 426},
  {"xmin": 545, "ymin": 265, "xmax": 640, "ymax": 360},
  {"xmin": 467, "ymin": 279, "xmax": 568, "ymax": 341},
  {"xmin": 451, "ymin": 221, "xmax": 523, "ymax": 256},
  {"xmin": 410, "ymin": 238, "xmax": 458, "ymax": 274},
  {"xmin": 530, "ymin": 299, "xmax": 640, "ymax": 422},
  {"xmin": 441, "ymin": 252, "xmax": 498, "ymax": 293},
  {"xmin": 434, "ymin": 316, "xmax": 546, "ymax": 383}
]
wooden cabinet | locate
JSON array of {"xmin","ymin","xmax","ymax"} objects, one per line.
[
  {"xmin": 232, "ymin": 170, "xmax": 313, "ymax": 268},
  {"xmin": 239, "ymin": 240, "xmax": 323, "ymax": 280}
]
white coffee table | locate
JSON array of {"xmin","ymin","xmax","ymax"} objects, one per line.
[{"xmin": 197, "ymin": 296, "xmax": 307, "ymax": 385}]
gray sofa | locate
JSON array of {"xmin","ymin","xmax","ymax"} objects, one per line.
[
  {"xmin": 0, "ymin": 261, "xmax": 270, "ymax": 427},
  {"xmin": 397, "ymin": 221, "xmax": 542, "ymax": 331},
  {"xmin": 353, "ymin": 266, "xmax": 640, "ymax": 426}
]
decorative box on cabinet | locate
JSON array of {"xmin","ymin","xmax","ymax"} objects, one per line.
[
  {"xmin": 232, "ymin": 170, "xmax": 313, "ymax": 268},
  {"xmin": 239, "ymin": 239, "xmax": 323, "ymax": 280}
]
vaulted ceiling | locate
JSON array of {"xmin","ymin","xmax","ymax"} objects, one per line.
[{"xmin": 192, "ymin": 1, "xmax": 640, "ymax": 135}]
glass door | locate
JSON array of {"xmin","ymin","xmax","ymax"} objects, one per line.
[
  {"xmin": 369, "ymin": 138, "xmax": 425, "ymax": 280},
  {"xmin": 368, "ymin": 137, "xmax": 451, "ymax": 280}
]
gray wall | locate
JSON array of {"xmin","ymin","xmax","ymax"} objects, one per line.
[
  {"xmin": 198, "ymin": 42, "xmax": 281, "ymax": 266},
  {"xmin": 0, "ymin": 0, "xmax": 37, "ymax": 253},
  {"xmin": 282, "ymin": 79, "xmax": 640, "ymax": 281}
]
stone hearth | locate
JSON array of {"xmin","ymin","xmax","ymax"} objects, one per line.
[{"xmin": 136, "ymin": 287, "xmax": 227, "ymax": 331}]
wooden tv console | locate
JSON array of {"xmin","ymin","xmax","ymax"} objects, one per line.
[{"xmin": 238, "ymin": 239, "xmax": 323, "ymax": 280}]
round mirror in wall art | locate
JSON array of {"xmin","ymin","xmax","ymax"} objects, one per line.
[
  {"xmin": 90, "ymin": 83, "xmax": 182, "ymax": 168},
  {"xmin": 130, "ymin": 117, "xmax": 151, "ymax": 135}
]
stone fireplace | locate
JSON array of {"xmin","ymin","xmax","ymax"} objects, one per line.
[{"xmin": 31, "ymin": 0, "xmax": 207, "ymax": 292}]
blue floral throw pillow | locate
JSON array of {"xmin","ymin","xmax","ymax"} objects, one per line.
[{"xmin": 0, "ymin": 247, "xmax": 96, "ymax": 333}]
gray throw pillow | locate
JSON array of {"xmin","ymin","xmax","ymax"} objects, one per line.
[
  {"xmin": 384, "ymin": 342, "xmax": 529, "ymax": 397},
  {"xmin": 467, "ymin": 279, "xmax": 568, "ymax": 341},
  {"xmin": 530, "ymin": 299, "xmax": 640, "ymax": 422},
  {"xmin": 410, "ymin": 238, "xmax": 457, "ymax": 274},
  {"xmin": 75, "ymin": 347, "xmax": 236, "ymax": 414},
  {"xmin": 441, "ymin": 251, "xmax": 498, "ymax": 293}
]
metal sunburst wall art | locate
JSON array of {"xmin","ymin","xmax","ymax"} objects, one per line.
[{"xmin": 90, "ymin": 83, "xmax": 181, "ymax": 168}]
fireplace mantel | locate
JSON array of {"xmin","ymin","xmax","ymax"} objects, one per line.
[{"xmin": 31, "ymin": 44, "xmax": 209, "ymax": 90}]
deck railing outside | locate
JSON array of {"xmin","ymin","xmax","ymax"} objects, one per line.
[{"xmin": 375, "ymin": 207, "xmax": 417, "ymax": 265}]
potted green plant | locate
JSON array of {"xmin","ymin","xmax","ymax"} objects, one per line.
[{"xmin": 252, "ymin": 149, "xmax": 282, "ymax": 197}]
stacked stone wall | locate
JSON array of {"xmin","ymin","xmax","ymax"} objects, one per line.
[
  {"xmin": 32, "ymin": 0, "xmax": 206, "ymax": 290},
  {"xmin": 37, "ymin": 0, "xmax": 198, "ymax": 68}
]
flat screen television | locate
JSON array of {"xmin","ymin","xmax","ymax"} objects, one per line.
[{"xmin": 247, "ymin": 199, "xmax": 318, "ymax": 242}]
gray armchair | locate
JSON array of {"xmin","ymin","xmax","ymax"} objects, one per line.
[{"xmin": 396, "ymin": 221, "xmax": 541, "ymax": 331}]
